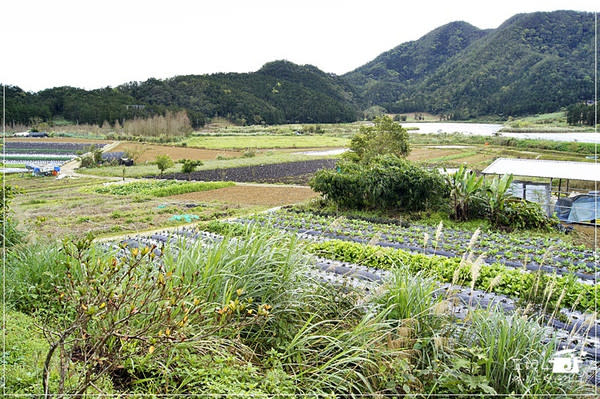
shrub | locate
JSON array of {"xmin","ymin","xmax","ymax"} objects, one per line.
[
  {"xmin": 180, "ymin": 158, "xmax": 203, "ymax": 173},
  {"xmin": 310, "ymin": 155, "xmax": 448, "ymax": 211},
  {"xmin": 155, "ymin": 154, "xmax": 174, "ymax": 175},
  {"xmin": 243, "ymin": 149, "xmax": 256, "ymax": 158},
  {"xmin": 499, "ymin": 199, "xmax": 556, "ymax": 231},
  {"xmin": 310, "ymin": 162, "xmax": 367, "ymax": 209}
]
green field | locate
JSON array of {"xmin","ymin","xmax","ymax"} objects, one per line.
[{"xmin": 185, "ymin": 135, "xmax": 349, "ymax": 149}]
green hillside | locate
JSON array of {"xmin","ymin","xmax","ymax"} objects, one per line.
[
  {"xmin": 346, "ymin": 10, "xmax": 596, "ymax": 118},
  {"xmin": 3, "ymin": 61, "xmax": 359, "ymax": 128}
]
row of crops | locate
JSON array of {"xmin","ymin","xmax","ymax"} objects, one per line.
[
  {"xmin": 2, "ymin": 141, "xmax": 105, "ymax": 165},
  {"xmin": 234, "ymin": 209, "xmax": 597, "ymax": 280},
  {"xmin": 110, "ymin": 226, "xmax": 600, "ymax": 387}
]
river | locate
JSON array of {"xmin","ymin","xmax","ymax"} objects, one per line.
[{"xmin": 403, "ymin": 122, "xmax": 600, "ymax": 143}]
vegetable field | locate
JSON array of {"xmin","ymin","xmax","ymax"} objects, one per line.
[
  {"xmin": 2, "ymin": 141, "xmax": 106, "ymax": 165},
  {"xmin": 156, "ymin": 159, "xmax": 337, "ymax": 184},
  {"xmin": 236, "ymin": 209, "xmax": 597, "ymax": 279}
]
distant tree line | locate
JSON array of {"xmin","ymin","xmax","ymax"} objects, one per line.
[
  {"xmin": 566, "ymin": 103, "xmax": 598, "ymax": 126},
  {"xmin": 2, "ymin": 61, "xmax": 359, "ymax": 130}
]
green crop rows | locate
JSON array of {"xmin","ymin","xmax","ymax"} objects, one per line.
[{"xmin": 93, "ymin": 180, "xmax": 234, "ymax": 197}]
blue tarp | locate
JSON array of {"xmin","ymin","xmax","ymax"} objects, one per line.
[{"xmin": 558, "ymin": 195, "xmax": 600, "ymax": 223}]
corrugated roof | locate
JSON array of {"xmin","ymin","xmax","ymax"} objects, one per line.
[{"xmin": 482, "ymin": 158, "xmax": 600, "ymax": 181}]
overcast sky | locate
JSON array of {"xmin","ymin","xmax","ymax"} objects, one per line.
[{"xmin": 1, "ymin": 0, "xmax": 598, "ymax": 92}]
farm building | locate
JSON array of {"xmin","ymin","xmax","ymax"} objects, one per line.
[{"xmin": 482, "ymin": 158, "xmax": 600, "ymax": 223}]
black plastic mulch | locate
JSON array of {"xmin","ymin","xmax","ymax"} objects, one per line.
[{"xmin": 152, "ymin": 159, "xmax": 337, "ymax": 184}]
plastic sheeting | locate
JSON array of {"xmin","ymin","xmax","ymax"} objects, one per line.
[
  {"xmin": 483, "ymin": 158, "xmax": 600, "ymax": 181},
  {"xmin": 564, "ymin": 195, "xmax": 600, "ymax": 223}
]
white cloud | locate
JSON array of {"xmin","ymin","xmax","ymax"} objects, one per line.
[{"xmin": 1, "ymin": 0, "xmax": 597, "ymax": 91}]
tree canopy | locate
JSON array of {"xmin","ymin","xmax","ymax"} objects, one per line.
[{"xmin": 348, "ymin": 116, "xmax": 410, "ymax": 162}]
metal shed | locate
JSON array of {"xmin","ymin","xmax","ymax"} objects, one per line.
[{"xmin": 482, "ymin": 158, "xmax": 600, "ymax": 223}]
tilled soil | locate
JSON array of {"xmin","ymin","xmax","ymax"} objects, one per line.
[
  {"xmin": 155, "ymin": 159, "xmax": 337, "ymax": 183},
  {"xmin": 168, "ymin": 185, "xmax": 319, "ymax": 206},
  {"xmin": 113, "ymin": 143, "xmax": 241, "ymax": 162}
]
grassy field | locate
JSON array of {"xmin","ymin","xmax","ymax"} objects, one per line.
[
  {"xmin": 500, "ymin": 111, "xmax": 595, "ymax": 132},
  {"xmin": 184, "ymin": 135, "xmax": 350, "ymax": 149}
]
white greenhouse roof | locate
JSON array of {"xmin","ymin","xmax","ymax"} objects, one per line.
[{"xmin": 482, "ymin": 158, "xmax": 600, "ymax": 181}]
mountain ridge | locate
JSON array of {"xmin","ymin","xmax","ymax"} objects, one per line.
[{"xmin": 2, "ymin": 10, "xmax": 596, "ymax": 126}]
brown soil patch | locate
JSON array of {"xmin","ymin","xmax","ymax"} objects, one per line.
[
  {"xmin": 169, "ymin": 185, "xmax": 318, "ymax": 206},
  {"xmin": 114, "ymin": 143, "xmax": 240, "ymax": 162},
  {"xmin": 570, "ymin": 224, "xmax": 599, "ymax": 250}
]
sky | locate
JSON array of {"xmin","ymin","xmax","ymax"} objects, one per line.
[{"xmin": 1, "ymin": 0, "xmax": 598, "ymax": 92}]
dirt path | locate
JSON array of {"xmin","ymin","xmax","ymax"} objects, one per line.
[{"xmin": 60, "ymin": 141, "xmax": 122, "ymax": 179}]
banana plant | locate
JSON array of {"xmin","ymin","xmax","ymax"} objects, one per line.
[
  {"xmin": 485, "ymin": 173, "xmax": 514, "ymax": 226},
  {"xmin": 445, "ymin": 165, "xmax": 484, "ymax": 221}
]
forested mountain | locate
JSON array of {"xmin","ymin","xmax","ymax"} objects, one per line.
[
  {"xmin": 3, "ymin": 10, "xmax": 596, "ymax": 126},
  {"xmin": 3, "ymin": 61, "xmax": 359, "ymax": 128},
  {"xmin": 346, "ymin": 10, "xmax": 596, "ymax": 118},
  {"xmin": 343, "ymin": 21, "xmax": 490, "ymax": 107}
]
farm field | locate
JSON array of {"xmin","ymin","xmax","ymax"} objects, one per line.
[
  {"xmin": 5, "ymin": 136, "xmax": 111, "ymax": 144},
  {"xmin": 5, "ymin": 126, "xmax": 600, "ymax": 396},
  {"xmin": 169, "ymin": 184, "xmax": 319, "ymax": 206},
  {"xmin": 184, "ymin": 134, "xmax": 350, "ymax": 149},
  {"xmin": 112, "ymin": 142, "xmax": 241, "ymax": 162},
  {"xmin": 8, "ymin": 176, "xmax": 263, "ymax": 239},
  {"xmin": 79, "ymin": 151, "xmax": 338, "ymax": 178},
  {"xmin": 157, "ymin": 159, "xmax": 336, "ymax": 184},
  {"xmin": 237, "ymin": 209, "xmax": 597, "ymax": 279}
]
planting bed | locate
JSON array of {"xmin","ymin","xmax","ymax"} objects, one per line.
[
  {"xmin": 3, "ymin": 141, "xmax": 107, "ymax": 166},
  {"xmin": 104, "ymin": 227, "xmax": 600, "ymax": 378},
  {"xmin": 234, "ymin": 209, "xmax": 598, "ymax": 280},
  {"xmin": 168, "ymin": 185, "xmax": 319, "ymax": 206},
  {"xmin": 92, "ymin": 180, "xmax": 233, "ymax": 197},
  {"xmin": 4, "ymin": 142, "xmax": 105, "ymax": 152},
  {"xmin": 154, "ymin": 159, "xmax": 336, "ymax": 184},
  {"xmin": 112, "ymin": 142, "xmax": 240, "ymax": 162}
]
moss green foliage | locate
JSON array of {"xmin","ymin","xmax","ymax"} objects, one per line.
[
  {"xmin": 93, "ymin": 180, "xmax": 233, "ymax": 197},
  {"xmin": 501, "ymin": 199, "xmax": 557, "ymax": 231},
  {"xmin": 4, "ymin": 244, "xmax": 70, "ymax": 316},
  {"xmin": 348, "ymin": 115, "xmax": 410, "ymax": 161},
  {"xmin": 307, "ymin": 239, "xmax": 597, "ymax": 312},
  {"xmin": 310, "ymin": 155, "xmax": 448, "ymax": 211},
  {"xmin": 4, "ymin": 231, "xmax": 591, "ymax": 396}
]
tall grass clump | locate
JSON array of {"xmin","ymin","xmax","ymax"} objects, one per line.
[
  {"xmin": 463, "ymin": 310, "xmax": 590, "ymax": 396},
  {"xmin": 165, "ymin": 231, "xmax": 327, "ymax": 351},
  {"xmin": 4, "ymin": 243, "xmax": 72, "ymax": 315}
]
